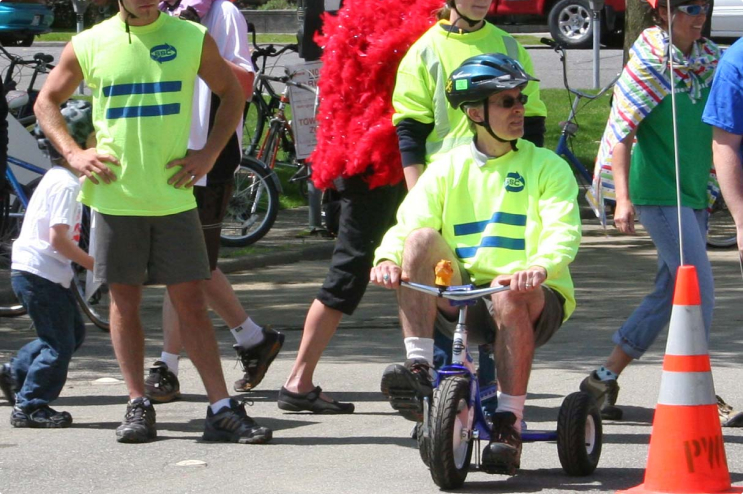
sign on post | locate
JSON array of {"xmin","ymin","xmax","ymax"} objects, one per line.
[{"xmin": 285, "ymin": 61, "xmax": 322, "ymax": 160}]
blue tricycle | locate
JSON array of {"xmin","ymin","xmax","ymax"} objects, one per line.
[{"xmin": 402, "ymin": 281, "xmax": 602, "ymax": 489}]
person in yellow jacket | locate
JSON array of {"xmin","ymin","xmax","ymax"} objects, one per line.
[
  {"xmin": 371, "ymin": 54, "xmax": 581, "ymax": 475},
  {"xmin": 393, "ymin": 0, "xmax": 547, "ymax": 189}
]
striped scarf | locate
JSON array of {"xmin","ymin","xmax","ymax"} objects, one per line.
[{"xmin": 589, "ymin": 26, "xmax": 722, "ymax": 223}]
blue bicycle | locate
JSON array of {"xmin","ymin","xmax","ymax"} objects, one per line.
[{"xmin": 402, "ymin": 280, "xmax": 602, "ymax": 489}]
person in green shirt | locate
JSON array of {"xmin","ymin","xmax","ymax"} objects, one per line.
[
  {"xmin": 371, "ymin": 54, "xmax": 581, "ymax": 476},
  {"xmin": 34, "ymin": 0, "xmax": 272, "ymax": 444}
]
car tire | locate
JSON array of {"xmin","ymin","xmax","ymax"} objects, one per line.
[
  {"xmin": 549, "ymin": 0, "xmax": 596, "ymax": 49},
  {"xmin": 19, "ymin": 35, "xmax": 33, "ymax": 47}
]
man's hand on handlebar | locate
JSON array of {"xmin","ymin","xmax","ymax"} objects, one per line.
[
  {"xmin": 495, "ymin": 266, "xmax": 547, "ymax": 293},
  {"xmin": 370, "ymin": 260, "xmax": 405, "ymax": 290}
]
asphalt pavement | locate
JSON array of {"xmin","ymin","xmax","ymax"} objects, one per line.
[{"xmin": 1, "ymin": 210, "xmax": 743, "ymax": 494}]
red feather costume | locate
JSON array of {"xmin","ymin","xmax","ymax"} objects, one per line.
[{"xmin": 308, "ymin": 0, "xmax": 443, "ymax": 190}]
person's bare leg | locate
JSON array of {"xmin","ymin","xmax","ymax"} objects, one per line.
[
  {"xmin": 492, "ymin": 287, "xmax": 545, "ymax": 396},
  {"xmin": 604, "ymin": 346, "xmax": 634, "ymax": 376},
  {"xmin": 283, "ymin": 299, "xmax": 342, "ymax": 398},
  {"xmin": 161, "ymin": 267, "xmax": 248, "ymax": 355},
  {"xmin": 109, "ymin": 283, "xmax": 146, "ymax": 400},
  {"xmin": 167, "ymin": 280, "xmax": 229, "ymax": 404},
  {"xmin": 203, "ymin": 268, "xmax": 249, "ymax": 328},
  {"xmin": 398, "ymin": 228, "xmax": 463, "ymax": 338}
]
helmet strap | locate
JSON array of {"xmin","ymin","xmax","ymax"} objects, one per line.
[
  {"xmin": 451, "ymin": 3, "xmax": 482, "ymax": 28},
  {"xmin": 119, "ymin": 0, "xmax": 137, "ymax": 44},
  {"xmin": 473, "ymin": 102, "xmax": 519, "ymax": 152}
]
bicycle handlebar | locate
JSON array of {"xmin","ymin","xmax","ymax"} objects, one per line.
[
  {"xmin": 540, "ymin": 37, "xmax": 618, "ymax": 100},
  {"xmin": 259, "ymin": 73, "xmax": 317, "ymax": 95},
  {"xmin": 401, "ymin": 281, "xmax": 510, "ymax": 301}
]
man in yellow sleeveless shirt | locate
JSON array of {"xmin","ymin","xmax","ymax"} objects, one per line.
[{"xmin": 34, "ymin": 0, "xmax": 271, "ymax": 444}]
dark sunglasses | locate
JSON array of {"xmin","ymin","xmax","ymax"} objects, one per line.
[
  {"xmin": 495, "ymin": 93, "xmax": 528, "ymax": 109},
  {"xmin": 676, "ymin": 4, "xmax": 710, "ymax": 16}
]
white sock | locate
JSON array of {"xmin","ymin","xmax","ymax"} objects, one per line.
[
  {"xmin": 496, "ymin": 392, "xmax": 527, "ymax": 433},
  {"xmin": 596, "ymin": 366, "xmax": 619, "ymax": 381},
  {"xmin": 160, "ymin": 352, "xmax": 179, "ymax": 376},
  {"xmin": 404, "ymin": 337, "xmax": 434, "ymax": 365},
  {"xmin": 230, "ymin": 317, "xmax": 264, "ymax": 349},
  {"xmin": 209, "ymin": 398, "xmax": 232, "ymax": 414}
]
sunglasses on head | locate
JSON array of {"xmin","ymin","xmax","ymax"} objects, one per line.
[
  {"xmin": 676, "ymin": 3, "xmax": 710, "ymax": 15},
  {"xmin": 494, "ymin": 93, "xmax": 528, "ymax": 109}
]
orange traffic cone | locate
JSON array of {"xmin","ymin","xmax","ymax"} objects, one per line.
[{"xmin": 618, "ymin": 266, "xmax": 743, "ymax": 494}]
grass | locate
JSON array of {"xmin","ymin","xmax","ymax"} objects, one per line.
[{"xmin": 542, "ymin": 87, "xmax": 611, "ymax": 174}]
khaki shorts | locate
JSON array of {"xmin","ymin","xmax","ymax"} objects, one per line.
[
  {"xmin": 92, "ymin": 209, "xmax": 211, "ymax": 286},
  {"xmin": 435, "ymin": 270, "xmax": 565, "ymax": 347}
]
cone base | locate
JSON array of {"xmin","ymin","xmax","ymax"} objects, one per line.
[{"xmin": 617, "ymin": 484, "xmax": 743, "ymax": 494}]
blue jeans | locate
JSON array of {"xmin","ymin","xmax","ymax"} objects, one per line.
[
  {"xmin": 612, "ymin": 206, "xmax": 713, "ymax": 359},
  {"xmin": 10, "ymin": 270, "xmax": 85, "ymax": 411}
]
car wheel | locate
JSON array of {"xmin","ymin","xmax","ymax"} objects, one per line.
[
  {"xmin": 549, "ymin": 0, "xmax": 595, "ymax": 49},
  {"xmin": 19, "ymin": 35, "xmax": 33, "ymax": 47}
]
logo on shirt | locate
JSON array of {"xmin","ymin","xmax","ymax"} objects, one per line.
[
  {"xmin": 504, "ymin": 172, "xmax": 525, "ymax": 192},
  {"xmin": 150, "ymin": 44, "xmax": 177, "ymax": 64}
]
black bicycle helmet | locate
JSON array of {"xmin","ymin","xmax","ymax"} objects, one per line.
[
  {"xmin": 33, "ymin": 99, "xmax": 94, "ymax": 163},
  {"xmin": 446, "ymin": 53, "xmax": 538, "ymax": 110}
]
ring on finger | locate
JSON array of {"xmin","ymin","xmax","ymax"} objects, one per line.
[
  {"xmin": 383, "ymin": 273, "xmax": 390, "ymax": 282},
  {"xmin": 525, "ymin": 283, "xmax": 532, "ymax": 288}
]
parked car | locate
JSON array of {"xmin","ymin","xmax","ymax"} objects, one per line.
[
  {"xmin": 0, "ymin": 0, "xmax": 54, "ymax": 47},
  {"xmin": 711, "ymin": 0, "xmax": 743, "ymax": 39},
  {"xmin": 488, "ymin": 0, "xmax": 624, "ymax": 48}
]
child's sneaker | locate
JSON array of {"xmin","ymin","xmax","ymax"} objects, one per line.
[
  {"xmin": 203, "ymin": 398, "xmax": 272, "ymax": 444},
  {"xmin": 116, "ymin": 397, "xmax": 157, "ymax": 443},
  {"xmin": 0, "ymin": 363, "xmax": 17, "ymax": 406},
  {"xmin": 11, "ymin": 405, "xmax": 72, "ymax": 428}
]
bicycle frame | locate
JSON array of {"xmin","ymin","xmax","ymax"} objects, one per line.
[{"xmin": 402, "ymin": 281, "xmax": 558, "ymax": 444}]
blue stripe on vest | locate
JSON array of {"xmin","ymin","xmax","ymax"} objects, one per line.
[
  {"xmin": 454, "ymin": 212, "xmax": 527, "ymax": 236},
  {"xmin": 456, "ymin": 236, "xmax": 525, "ymax": 258},
  {"xmin": 107, "ymin": 103, "xmax": 181, "ymax": 119},
  {"xmin": 103, "ymin": 81, "xmax": 182, "ymax": 97}
]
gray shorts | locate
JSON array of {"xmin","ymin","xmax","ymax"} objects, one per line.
[
  {"xmin": 92, "ymin": 209, "xmax": 211, "ymax": 286},
  {"xmin": 435, "ymin": 271, "xmax": 565, "ymax": 347}
]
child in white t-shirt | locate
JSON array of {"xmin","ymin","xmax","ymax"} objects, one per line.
[{"xmin": 0, "ymin": 101, "xmax": 94, "ymax": 428}]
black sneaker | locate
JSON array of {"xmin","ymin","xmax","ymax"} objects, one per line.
[
  {"xmin": 10, "ymin": 405, "xmax": 72, "ymax": 428},
  {"xmin": 116, "ymin": 397, "xmax": 157, "ymax": 443},
  {"xmin": 233, "ymin": 327, "xmax": 285, "ymax": 392},
  {"xmin": 0, "ymin": 363, "xmax": 17, "ymax": 406},
  {"xmin": 580, "ymin": 371, "xmax": 623, "ymax": 420},
  {"xmin": 380, "ymin": 358, "xmax": 433, "ymax": 422},
  {"xmin": 144, "ymin": 361, "xmax": 181, "ymax": 404},
  {"xmin": 202, "ymin": 398, "xmax": 272, "ymax": 444},
  {"xmin": 481, "ymin": 411, "xmax": 522, "ymax": 476}
]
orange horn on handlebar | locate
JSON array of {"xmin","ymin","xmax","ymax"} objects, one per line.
[{"xmin": 434, "ymin": 260, "xmax": 454, "ymax": 287}]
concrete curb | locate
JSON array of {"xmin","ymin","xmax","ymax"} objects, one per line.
[{"xmin": 219, "ymin": 241, "xmax": 335, "ymax": 275}]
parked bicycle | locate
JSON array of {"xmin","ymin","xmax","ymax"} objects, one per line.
[
  {"xmin": 1, "ymin": 44, "xmax": 54, "ymax": 127},
  {"xmin": 543, "ymin": 37, "xmax": 736, "ymax": 248}
]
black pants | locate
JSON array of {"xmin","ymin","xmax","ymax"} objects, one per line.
[{"xmin": 317, "ymin": 175, "xmax": 405, "ymax": 315}]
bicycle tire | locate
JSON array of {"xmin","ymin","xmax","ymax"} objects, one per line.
[
  {"xmin": 71, "ymin": 206, "xmax": 110, "ymax": 332},
  {"xmin": 707, "ymin": 195, "xmax": 737, "ymax": 248},
  {"xmin": 429, "ymin": 376, "xmax": 473, "ymax": 489},
  {"xmin": 220, "ymin": 158, "xmax": 280, "ymax": 247},
  {"xmin": 0, "ymin": 177, "xmax": 41, "ymax": 318},
  {"xmin": 244, "ymin": 94, "xmax": 268, "ymax": 157}
]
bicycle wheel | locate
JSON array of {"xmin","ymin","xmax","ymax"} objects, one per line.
[
  {"xmin": 71, "ymin": 206, "xmax": 110, "ymax": 332},
  {"xmin": 707, "ymin": 195, "xmax": 737, "ymax": 248},
  {"xmin": 220, "ymin": 158, "xmax": 280, "ymax": 247},
  {"xmin": 0, "ymin": 177, "xmax": 41, "ymax": 317},
  {"xmin": 429, "ymin": 376, "xmax": 473, "ymax": 489},
  {"xmin": 244, "ymin": 94, "xmax": 267, "ymax": 157}
]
